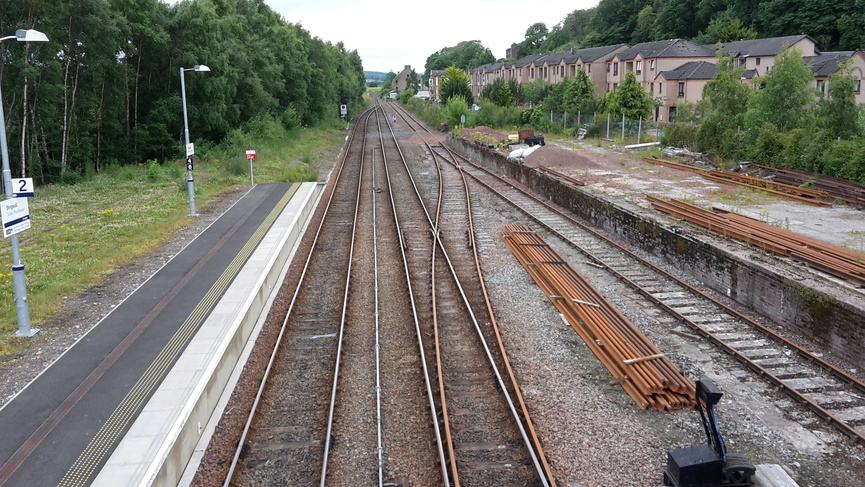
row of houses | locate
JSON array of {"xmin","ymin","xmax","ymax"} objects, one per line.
[{"xmin": 426, "ymin": 35, "xmax": 865, "ymax": 122}]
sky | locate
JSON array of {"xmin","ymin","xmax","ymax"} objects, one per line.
[{"xmin": 166, "ymin": 0, "xmax": 599, "ymax": 74}]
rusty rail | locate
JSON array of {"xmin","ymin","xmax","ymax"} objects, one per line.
[
  {"xmin": 648, "ymin": 196, "xmax": 865, "ymax": 286},
  {"xmin": 501, "ymin": 224, "xmax": 695, "ymax": 411},
  {"xmin": 643, "ymin": 157, "xmax": 832, "ymax": 207}
]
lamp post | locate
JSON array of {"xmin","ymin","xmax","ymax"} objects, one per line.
[
  {"xmin": 179, "ymin": 64, "xmax": 210, "ymax": 217},
  {"xmin": 0, "ymin": 29, "xmax": 49, "ymax": 337}
]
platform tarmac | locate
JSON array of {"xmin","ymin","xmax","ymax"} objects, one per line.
[{"xmin": 0, "ymin": 182, "xmax": 321, "ymax": 487}]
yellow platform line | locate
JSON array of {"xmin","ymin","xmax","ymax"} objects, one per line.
[{"xmin": 58, "ymin": 184, "xmax": 298, "ymax": 487}]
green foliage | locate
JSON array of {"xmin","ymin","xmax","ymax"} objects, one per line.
[
  {"xmin": 698, "ymin": 52, "xmax": 752, "ymax": 157},
  {"xmin": 0, "ymin": 0, "xmax": 366, "ymax": 185},
  {"xmin": 425, "ymin": 41, "xmax": 494, "ymax": 79},
  {"xmin": 599, "ymin": 72, "xmax": 653, "ymax": 120},
  {"xmin": 744, "ymin": 47, "xmax": 816, "ymax": 133},
  {"xmin": 817, "ymin": 60, "xmax": 861, "ymax": 139},
  {"xmin": 522, "ymin": 79, "xmax": 553, "ymax": 106},
  {"xmin": 444, "ymin": 96, "xmax": 469, "ymax": 126},
  {"xmin": 440, "ymin": 66, "xmax": 474, "ymax": 105},
  {"xmin": 467, "ymin": 101, "xmax": 523, "ymax": 128},
  {"xmin": 517, "ymin": 22, "xmax": 550, "ymax": 57},
  {"xmin": 660, "ymin": 122, "xmax": 700, "ymax": 150},
  {"xmin": 693, "ymin": 12, "xmax": 757, "ymax": 44},
  {"xmin": 397, "ymin": 89, "xmax": 417, "ymax": 104}
]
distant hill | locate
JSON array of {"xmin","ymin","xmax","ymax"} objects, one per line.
[{"xmin": 364, "ymin": 71, "xmax": 388, "ymax": 81}]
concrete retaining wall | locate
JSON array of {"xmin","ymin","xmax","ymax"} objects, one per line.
[{"xmin": 447, "ymin": 135, "xmax": 865, "ymax": 368}]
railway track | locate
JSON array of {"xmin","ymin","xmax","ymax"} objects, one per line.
[
  {"xmin": 389, "ymin": 102, "xmax": 865, "ymax": 446},
  {"xmin": 381, "ymin": 101, "xmax": 553, "ymax": 486}
]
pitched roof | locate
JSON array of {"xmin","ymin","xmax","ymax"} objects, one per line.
[
  {"xmin": 805, "ymin": 52, "xmax": 853, "ymax": 77},
  {"xmin": 717, "ymin": 35, "xmax": 818, "ymax": 57},
  {"xmin": 656, "ymin": 61, "xmax": 719, "ymax": 81},
  {"xmin": 513, "ymin": 53, "xmax": 548, "ymax": 68},
  {"xmin": 574, "ymin": 44, "xmax": 629, "ymax": 63},
  {"xmin": 615, "ymin": 39, "xmax": 715, "ymax": 61}
]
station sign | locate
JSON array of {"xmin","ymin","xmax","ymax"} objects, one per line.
[
  {"xmin": 11, "ymin": 178, "xmax": 34, "ymax": 198},
  {"xmin": 1, "ymin": 197, "xmax": 30, "ymax": 237}
]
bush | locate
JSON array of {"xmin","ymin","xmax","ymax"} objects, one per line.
[
  {"xmin": 145, "ymin": 159, "xmax": 162, "ymax": 182},
  {"xmin": 749, "ymin": 124, "xmax": 785, "ymax": 167},
  {"xmin": 280, "ymin": 107, "xmax": 301, "ymax": 131},
  {"xmin": 60, "ymin": 169, "xmax": 83, "ymax": 185},
  {"xmin": 281, "ymin": 164, "xmax": 318, "ymax": 182},
  {"xmin": 660, "ymin": 122, "xmax": 699, "ymax": 150},
  {"xmin": 444, "ymin": 96, "xmax": 469, "ymax": 126},
  {"xmin": 821, "ymin": 138, "xmax": 865, "ymax": 182}
]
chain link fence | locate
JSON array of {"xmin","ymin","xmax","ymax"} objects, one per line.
[{"xmin": 546, "ymin": 111, "xmax": 663, "ymax": 144}]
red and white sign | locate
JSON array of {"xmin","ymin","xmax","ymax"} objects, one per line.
[{"xmin": 246, "ymin": 150, "xmax": 256, "ymax": 160}]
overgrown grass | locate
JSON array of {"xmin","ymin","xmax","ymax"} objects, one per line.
[{"xmin": 0, "ymin": 117, "xmax": 347, "ymax": 357}]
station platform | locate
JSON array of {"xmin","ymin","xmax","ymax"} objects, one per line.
[{"xmin": 0, "ymin": 182, "xmax": 322, "ymax": 487}]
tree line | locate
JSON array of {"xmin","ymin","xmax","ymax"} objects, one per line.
[
  {"xmin": 1, "ymin": 0, "xmax": 366, "ymax": 185},
  {"xmin": 513, "ymin": 0, "xmax": 863, "ymax": 58}
]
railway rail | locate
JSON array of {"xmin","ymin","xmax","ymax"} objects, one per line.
[{"xmin": 389, "ymin": 102, "xmax": 865, "ymax": 446}]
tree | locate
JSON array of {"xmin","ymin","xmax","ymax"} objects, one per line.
[
  {"xmin": 565, "ymin": 68, "xmax": 598, "ymax": 113},
  {"xmin": 582, "ymin": 0, "xmax": 643, "ymax": 47},
  {"xmin": 743, "ymin": 46, "xmax": 816, "ymax": 132},
  {"xmin": 406, "ymin": 69, "xmax": 420, "ymax": 93},
  {"xmin": 817, "ymin": 60, "xmax": 861, "ymax": 140},
  {"xmin": 440, "ymin": 66, "xmax": 473, "ymax": 105},
  {"xmin": 693, "ymin": 12, "xmax": 757, "ymax": 44},
  {"xmin": 654, "ymin": 0, "xmax": 700, "ymax": 39},
  {"xmin": 424, "ymin": 41, "xmax": 494, "ymax": 79},
  {"xmin": 603, "ymin": 72, "xmax": 653, "ymax": 120},
  {"xmin": 631, "ymin": 5, "xmax": 658, "ymax": 44},
  {"xmin": 698, "ymin": 52, "xmax": 752, "ymax": 156},
  {"xmin": 518, "ymin": 23, "xmax": 549, "ymax": 56}
]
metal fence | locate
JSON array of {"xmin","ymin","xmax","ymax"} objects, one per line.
[{"xmin": 547, "ymin": 111, "xmax": 663, "ymax": 144}]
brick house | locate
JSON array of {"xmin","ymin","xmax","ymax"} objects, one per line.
[
  {"xmin": 393, "ymin": 65, "xmax": 422, "ymax": 92},
  {"xmin": 806, "ymin": 50, "xmax": 865, "ymax": 104},
  {"xmin": 655, "ymin": 61, "xmax": 720, "ymax": 121}
]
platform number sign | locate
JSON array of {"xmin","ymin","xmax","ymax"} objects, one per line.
[{"xmin": 12, "ymin": 178, "xmax": 34, "ymax": 198}]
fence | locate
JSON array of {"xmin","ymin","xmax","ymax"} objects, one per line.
[{"xmin": 547, "ymin": 111, "xmax": 663, "ymax": 144}]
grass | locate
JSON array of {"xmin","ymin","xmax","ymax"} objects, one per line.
[{"xmin": 0, "ymin": 119, "xmax": 347, "ymax": 357}]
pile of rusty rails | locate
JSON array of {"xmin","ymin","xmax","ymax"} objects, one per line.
[
  {"xmin": 643, "ymin": 157, "xmax": 832, "ymax": 207},
  {"xmin": 757, "ymin": 165, "xmax": 865, "ymax": 207},
  {"xmin": 647, "ymin": 196, "xmax": 865, "ymax": 287},
  {"xmin": 537, "ymin": 166, "xmax": 585, "ymax": 186},
  {"xmin": 501, "ymin": 223, "xmax": 696, "ymax": 411}
]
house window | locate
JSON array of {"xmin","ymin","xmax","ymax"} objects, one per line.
[
  {"xmin": 613, "ymin": 83, "xmax": 618, "ymax": 91},
  {"xmin": 587, "ymin": 64, "xmax": 591, "ymax": 73},
  {"xmin": 650, "ymin": 82, "xmax": 654, "ymax": 92},
  {"xmin": 613, "ymin": 63, "xmax": 618, "ymax": 76},
  {"xmin": 856, "ymin": 80, "xmax": 862, "ymax": 94},
  {"xmin": 817, "ymin": 80, "xmax": 825, "ymax": 93},
  {"xmin": 650, "ymin": 60, "xmax": 655, "ymax": 70},
  {"xmin": 678, "ymin": 82, "xmax": 685, "ymax": 97},
  {"xmin": 607, "ymin": 63, "xmax": 611, "ymax": 73},
  {"xmin": 636, "ymin": 61, "xmax": 642, "ymax": 74},
  {"xmin": 755, "ymin": 57, "xmax": 761, "ymax": 65},
  {"xmin": 606, "ymin": 83, "xmax": 610, "ymax": 92}
]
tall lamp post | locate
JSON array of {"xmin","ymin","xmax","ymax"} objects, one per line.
[
  {"xmin": 0, "ymin": 29, "xmax": 49, "ymax": 337},
  {"xmin": 179, "ymin": 64, "xmax": 210, "ymax": 217}
]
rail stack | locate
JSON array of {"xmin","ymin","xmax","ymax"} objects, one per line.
[
  {"xmin": 501, "ymin": 223, "xmax": 695, "ymax": 411},
  {"xmin": 761, "ymin": 166, "xmax": 865, "ymax": 207},
  {"xmin": 647, "ymin": 196, "xmax": 865, "ymax": 287},
  {"xmin": 642, "ymin": 157, "xmax": 831, "ymax": 207}
]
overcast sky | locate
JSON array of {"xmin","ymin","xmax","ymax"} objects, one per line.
[{"xmin": 165, "ymin": 0, "xmax": 599, "ymax": 73}]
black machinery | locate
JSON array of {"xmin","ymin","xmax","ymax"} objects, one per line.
[{"xmin": 663, "ymin": 378, "xmax": 756, "ymax": 487}]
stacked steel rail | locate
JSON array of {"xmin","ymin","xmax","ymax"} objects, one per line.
[
  {"xmin": 647, "ymin": 196, "xmax": 865, "ymax": 287},
  {"xmin": 643, "ymin": 157, "xmax": 831, "ymax": 207},
  {"xmin": 501, "ymin": 223, "xmax": 695, "ymax": 411},
  {"xmin": 760, "ymin": 165, "xmax": 865, "ymax": 206}
]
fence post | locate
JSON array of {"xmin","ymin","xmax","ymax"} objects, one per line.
[
  {"xmin": 550, "ymin": 111, "xmax": 553, "ymax": 122},
  {"xmin": 578, "ymin": 111, "xmax": 581, "ymax": 126},
  {"xmin": 606, "ymin": 113, "xmax": 611, "ymax": 139},
  {"xmin": 621, "ymin": 113, "xmax": 625, "ymax": 140},
  {"xmin": 638, "ymin": 116, "xmax": 642, "ymax": 144},
  {"xmin": 564, "ymin": 111, "xmax": 567, "ymax": 130}
]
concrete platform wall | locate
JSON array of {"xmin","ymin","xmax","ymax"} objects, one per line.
[{"xmin": 447, "ymin": 136, "xmax": 865, "ymax": 368}]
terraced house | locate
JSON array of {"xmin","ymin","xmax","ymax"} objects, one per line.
[{"xmin": 464, "ymin": 35, "xmax": 865, "ymax": 122}]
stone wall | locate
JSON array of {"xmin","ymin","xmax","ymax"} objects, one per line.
[{"xmin": 446, "ymin": 135, "xmax": 865, "ymax": 368}]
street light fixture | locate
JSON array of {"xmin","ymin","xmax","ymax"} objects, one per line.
[
  {"xmin": 180, "ymin": 64, "xmax": 210, "ymax": 217},
  {"xmin": 0, "ymin": 28, "xmax": 49, "ymax": 337}
]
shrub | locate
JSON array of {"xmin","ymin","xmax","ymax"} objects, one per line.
[
  {"xmin": 749, "ymin": 124, "xmax": 785, "ymax": 167},
  {"xmin": 660, "ymin": 122, "xmax": 699, "ymax": 150},
  {"xmin": 280, "ymin": 107, "xmax": 301, "ymax": 131},
  {"xmin": 60, "ymin": 170, "xmax": 83, "ymax": 185},
  {"xmin": 281, "ymin": 164, "xmax": 318, "ymax": 182}
]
